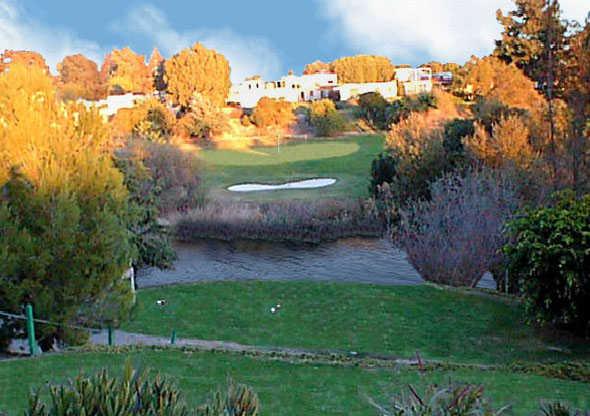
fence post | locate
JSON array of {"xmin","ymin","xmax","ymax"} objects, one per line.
[
  {"xmin": 108, "ymin": 326, "xmax": 114, "ymax": 346},
  {"xmin": 25, "ymin": 304, "xmax": 37, "ymax": 357},
  {"xmin": 170, "ymin": 329, "xmax": 177, "ymax": 345}
]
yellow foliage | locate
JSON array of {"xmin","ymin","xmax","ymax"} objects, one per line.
[
  {"xmin": 466, "ymin": 115, "xmax": 537, "ymax": 168},
  {"xmin": 110, "ymin": 98, "xmax": 175, "ymax": 141},
  {"xmin": 251, "ymin": 97, "xmax": 295, "ymax": 129},
  {"xmin": 164, "ymin": 43, "xmax": 231, "ymax": 108},
  {"xmin": 331, "ymin": 55, "xmax": 395, "ymax": 83},
  {"xmin": 0, "ymin": 64, "xmax": 125, "ymax": 199}
]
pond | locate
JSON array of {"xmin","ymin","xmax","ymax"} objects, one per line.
[{"xmin": 137, "ymin": 237, "xmax": 496, "ymax": 289}]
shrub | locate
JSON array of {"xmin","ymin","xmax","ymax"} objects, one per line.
[
  {"xmin": 174, "ymin": 93, "xmax": 229, "ymax": 141},
  {"xmin": 504, "ymin": 192, "xmax": 590, "ymax": 337},
  {"xmin": 396, "ymin": 169, "xmax": 520, "ymax": 287},
  {"xmin": 467, "ymin": 115, "xmax": 537, "ymax": 169},
  {"xmin": 442, "ymin": 118, "xmax": 474, "ymax": 158},
  {"xmin": 370, "ymin": 152, "xmax": 397, "ymax": 197},
  {"xmin": 308, "ymin": 99, "xmax": 347, "ymax": 137},
  {"xmin": 251, "ymin": 97, "xmax": 294, "ymax": 129},
  {"xmin": 385, "ymin": 112, "xmax": 450, "ymax": 204},
  {"xmin": 369, "ymin": 382, "xmax": 509, "ymax": 416},
  {"xmin": 110, "ymin": 98, "xmax": 175, "ymax": 142}
]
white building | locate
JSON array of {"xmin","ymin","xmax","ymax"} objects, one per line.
[
  {"xmin": 228, "ymin": 72, "xmax": 337, "ymax": 108},
  {"xmin": 228, "ymin": 67, "xmax": 432, "ymax": 108},
  {"xmin": 395, "ymin": 67, "xmax": 433, "ymax": 95},
  {"xmin": 336, "ymin": 81, "xmax": 398, "ymax": 101},
  {"xmin": 82, "ymin": 93, "xmax": 147, "ymax": 119}
]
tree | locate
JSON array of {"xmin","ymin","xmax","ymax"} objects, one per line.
[
  {"xmin": 100, "ymin": 47, "xmax": 152, "ymax": 94},
  {"xmin": 57, "ymin": 54, "xmax": 106, "ymax": 100},
  {"xmin": 251, "ymin": 97, "xmax": 294, "ymax": 129},
  {"xmin": 303, "ymin": 60, "xmax": 331, "ymax": 74},
  {"xmin": 164, "ymin": 43, "xmax": 231, "ymax": 109},
  {"xmin": 148, "ymin": 47, "xmax": 166, "ymax": 92},
  {"xmin": 462, "ymin": 56, "xmax": 545, "ymax": 112},
  {"xmin": 331, "ymin": 55, "xmax": 395, "ymax": 83},
  {"xmin": 494, "ymin": 0, "xmax": 568, "ymax": 96},
  {"xmin": 563, "ymin": 19, "xmax": 590, "ymax": 195},
  {"xmin": 0, "ymin": 50, "xmax": 49, "ymax": 73},
  {"xmin": 0, "ymin": 64, "xmax": 134, "ymax": 350}
]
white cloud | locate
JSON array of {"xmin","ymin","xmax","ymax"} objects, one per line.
[
  {"xmin": 0, "ymin": 0, "xmax": 104, "ymax": 73},
  {"xmin": 316, "ymin": 0, "xmax": 589, "ymax": 65},
  {"xmin": 119, "ymin": 5, "xmax": 282, "ymax": 83}
]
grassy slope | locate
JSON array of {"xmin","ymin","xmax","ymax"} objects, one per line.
[
  {"xmin": 1, "ymin": 350, "xmax": 588, "ymax": 416},
  {"xmin": 121, "ymin": 282, "xmax": 590, "ymax": 365},
  {"xmin": 198, "ymin": 135, "xmax": 384, "ymax": 202}
]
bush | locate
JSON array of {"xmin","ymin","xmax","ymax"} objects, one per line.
[
  {"xmin": 443, "ymin": 118, "xmax": 474, "ymax": 158},
  {"xmin": 26, "ymin": 363, "xmax": 259, "ymax": 416},
  {"xmin": 370, "ymin": 152, "xmax": 397, "ymax": 197},
  {"xmin": 369, "ymin": 382, "xmax": 509, "ymax": 416},
  {"xmin": 251, "ymin": 97, "xmax": 294, "ymax": 129},
  {"xmin": 384, "ymin": 112, "xmax": 450, "ymax": 204},
  {"xmin": 540, "ymin": 402, "xmax": 590, "ymax": 416},
  {"xmin": 396, "ymin": 169, "xmax": 520, "ymax": 287},
  {"xmin": 308, "ymin": 99, "xmax": 347, "ymax": 137},
  {"xmin": 174, "ymin": 93, "xmax": 229, "ymax": 141},
  {"xmin": 110, "ymin": 98, "xmax": 175, "ymax": 143},
  {"xmin": 504, "ymin": 192, "xmax": 590, "ymax": 337}
]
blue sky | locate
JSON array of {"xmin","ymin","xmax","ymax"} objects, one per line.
[{"xmin": 1, "ymin": 0, "xmax": 588, "ymax": 82}]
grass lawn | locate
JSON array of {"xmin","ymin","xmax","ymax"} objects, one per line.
[
  {"xmin": 198, "ymin": 135, "xmax": 384, "ymax": 202},
  {"xmin": 121, "ymin": 281, "xmax": 590, "ymax": 365},
  {"xmin": 1, "ymin": 349, "xmax": 588, "ymax": 415}
]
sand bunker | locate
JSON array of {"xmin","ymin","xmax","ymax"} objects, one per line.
[{"xmin": 228, "ymin": 178, "xmax": 336, "ymax": 192}]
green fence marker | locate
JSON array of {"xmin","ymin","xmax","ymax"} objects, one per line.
[
  {"xmin": 108, "ymin": 326, "xmax": 114, "ymax": 346},
  {"xmin": 170, "ymin": 329, "xmax": 177, "ymax": 345},
  {"xmin": 25, "ymin": 304, "xmax": 37, "ymax": 356}
]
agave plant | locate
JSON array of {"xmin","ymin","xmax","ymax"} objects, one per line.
[
  {"xmin": 540, "ymin": 402, "xmax": 590, "ymax": 416},
  {"xmin": 369, "ymin": 382, "xmax": 510, "ymax": 416},
  {"xmin": 197, "ymin": 379, "xmax": 260, "ymax": 416},
  {"xmin": 26, "ymin": 362, "xmax": 191, "ymax": 416}
]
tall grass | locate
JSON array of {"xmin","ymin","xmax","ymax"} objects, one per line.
[{"xmin": 173, "ymin": 199, "xmax": 382, "ymax": 244}]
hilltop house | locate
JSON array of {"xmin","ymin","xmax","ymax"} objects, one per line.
[{"xmin": 228, "ymin": 67, "xmax": 432, "ymax": 108}]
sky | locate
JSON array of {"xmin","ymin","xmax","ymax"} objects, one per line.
[{"xmin": 1, "ymin": 0, "xmax": 588, "ymax": 82}]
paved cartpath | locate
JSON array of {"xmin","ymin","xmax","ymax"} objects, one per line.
[{"xmin": 89, "ymin": 329, "xmax": 427, "ymax": 368}]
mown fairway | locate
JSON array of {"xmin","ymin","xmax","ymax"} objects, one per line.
[
  {"xmin": 1, "ymin": 349, "xmax": 589, "ymax": 416},
  {"xmin": 121, "ymin": 281, "xmax": 590, "ymax": 365},
  {"xmin": 198, "ymin": 135, "xmax": 384, "ymax": 201}
]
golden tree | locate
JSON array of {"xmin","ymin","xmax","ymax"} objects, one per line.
[
  {"xmin": 100, "ymin": 47, "xmax": 152, "ymax": 94},
  {"xmin": 148, "ymin": 47, "xmax": 166, "ymax": 92},
  {"xmin": 463, "ymin": 56, "xmax": 545, "ymax": 112},
  {"xmin": 303, "ymin": 60, "xmax": 331, "ymax": 74},
  {"xmin": 0, "ymin": 50, "xmax": 49, "ymax": 73},
  {"xmin": 164, "ymin": 43, "xmax": 231, "ymax": 108},
  {"xmin": 251, "ymin": 97, "xmax": 295, "ymax": 129},
  {"xmin": 57, "ymin": 54, "xmax": 107, "ymax": 100},
  {"xmin": 330, "ymin": 55, "xmax": 395, "ymax": 83},
  {"xmin": 466, "ymin": 115, "xmax": 537, "ymax": 168}
]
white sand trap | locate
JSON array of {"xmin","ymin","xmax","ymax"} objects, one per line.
[{"xmin": 228, "ymin": 178, "xmax": 336, "ymax": 192}]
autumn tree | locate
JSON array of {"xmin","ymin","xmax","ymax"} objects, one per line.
[
  {"xmin": 330, "ymin": 55, "xmax": 395, "ymax": 83},
  {"xmin": 251, "ymin": 97, "xmax": 295, "ymax": 129},
  {"xmin": 0, "ymin": 50, "xmax": 49, "ymax": 73},
  {"xmin": 164, "ymin": 43, "xmax": 231, "ymax": 109},
  {"xmin": 0, "ymin": 64, "xmax": 134, "ymax": 350},
  {"xmin": 148, "ymin": 47, "xmax": 166, "ymax": 92},
  {"xmin": 303, "ymin": 60, "xmax": 332, "ymax": 74},
  {"xmin": 463, "ymin": 56, "xmax": 545, "ymax": 112},
  {"xmin": 57, "ymin": 54, "xmax": 106, "ymax": 100},
  {"xmin": 100, "ymin": 47, "xmax": 152, "ymax": 95}
]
